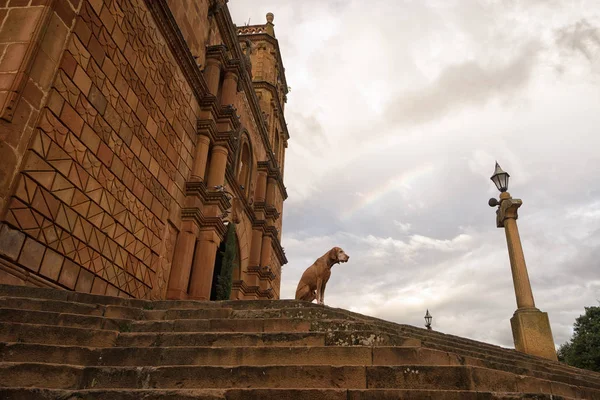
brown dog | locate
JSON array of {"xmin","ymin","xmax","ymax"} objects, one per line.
[{"xmin": 295, "ymin": 247, "xmax": 350, "ymax": 305}]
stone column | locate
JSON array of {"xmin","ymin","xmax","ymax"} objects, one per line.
[
  {"xmin": 220, "ymin": 71, "xmax": 238, "ymax": 106},
  {"xmin": 246, "ymin": 228, "xmax": 263, "ymax": 287},
  {"xmin": 255, "ymin": 171, "xmax": 267, "ymax": 203},
  {"xmin": 203, "ymin": 58, "xmax": 221, "ymax": 96},
  {"xmin": 259, "ymin": 234, "xmax": 273, "ymax": 295},
  {"xmin": 249, "ymin": 228, "xmax": 263, "ymax": 267},
  {"xmin": 188, "ymin": 230, "xmax": 220, "ymax": 300},
  {"xmin": 190, "ymin": 135, "xmax": 211, "ymax": 182},
  {"xmin": 266, "ymin": 177, "xmax": 276, "ymax": 206},
  {"xmin": 206, "ymin": 145, "xmax": 228, "ymax": 187},
  {"xmin": 166, "ymin": 221, "xmax": 198, "ymax": 299},
  {"xmin": 260, "ymin": 234, "xmax": 272, "ymax": 268},
  {"xmin": 495, "ymin": 191, "xmax": 557, "ymax": 361},
  {"xmin": 504, "ymin": 218, "xmax": 536, "ymax": 309}
]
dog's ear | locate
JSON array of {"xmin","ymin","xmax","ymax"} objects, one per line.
[{"xmin": 329, "ymin": 247, "xmax": 339, "ymax": 261}]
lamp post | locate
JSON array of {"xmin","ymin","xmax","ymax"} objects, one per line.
[
  {"xmin": 424, "ymin": 309, "xmax": 432, "ymax": 330},
  {"xmin": 488, "ymin": 162, "xmax": 557, "ymax": 361}
]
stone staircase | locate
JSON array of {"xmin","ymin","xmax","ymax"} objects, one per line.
[{"xmin": 0, "ymin": 284, "xmax": 599, "ymax": 399}]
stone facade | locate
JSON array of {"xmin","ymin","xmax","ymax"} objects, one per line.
[{"xmin": 0, "ymin": 0, "xmax": 289, "ymax": 300}]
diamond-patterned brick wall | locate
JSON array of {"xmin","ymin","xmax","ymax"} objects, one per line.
[
  {"xmin": 0, "ymin": 0, "xmax": 80, "ymax": 224},
  {"xmin": 1, "ymin": 0, "xmax": 201, "ymax": 298},
  {"xmin": 166, "ymin": 0, "xmax": 210, "ymax": 68}
]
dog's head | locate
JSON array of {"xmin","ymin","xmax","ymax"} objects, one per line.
[{"xmin": 329, "ymin": 246, "xmax": 350, "ymax": 264}]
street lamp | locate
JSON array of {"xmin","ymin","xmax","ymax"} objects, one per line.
[
  {"xmin": 488, "ymin": 163, "xmax": 557, "ymax": 361},
  {"xmin": 424, "ymin": 309, "xmax": 432, "ymax": 330},
  {"xmin": 490, "ymin": 161, "xmax": 510, "ymax": 192}
]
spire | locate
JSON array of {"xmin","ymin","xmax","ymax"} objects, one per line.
[{"xmin": 266, "ymin": 12, "xmax": 275, "ymax": 37}]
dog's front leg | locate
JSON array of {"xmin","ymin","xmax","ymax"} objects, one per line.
[
  {"xmin": 320, "ymin": 280, "xmax": 327, "ymax": 306},
  {"xmin": 316, "ymin": 278, "xmax": 323, "ymax": 305}
]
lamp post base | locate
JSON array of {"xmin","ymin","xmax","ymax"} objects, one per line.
[{"xmin": 510, "ymin": 308, "xmax": 557, "ymax": 361}]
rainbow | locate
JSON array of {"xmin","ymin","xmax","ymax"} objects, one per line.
[{"xmin": 340, "ymin": 163, "xmax": 436, "ymax": 220}]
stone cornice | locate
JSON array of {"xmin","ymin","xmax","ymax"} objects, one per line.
[
  {"xmin": 247, "ymin": 265, "xmax": 276, "ymax": 281},
  {"xmin": 258, "ymin": 286, "xmax": 276, "ymax": 300},
  {"xmin": 253, "ymin": 81, "xmax": 290, "ymax": 141},
  {"xmin": 180, "ymin": 207, "xmax": 228, "ymax": 240},
  {"xmin": 197, "ymin": 118, "xmax": 218, "ymax": 139},
  {"xmin": 205, "ymin": 44, "xmax": 229, "ymax": 67},
  {"xmin": 265, "ymin": 205, "xmax": 280, "ymax": 221},
  {"xmin": 232, "ymin": 279, "xmax": 260, "ymax": 297},
  {"xmin": 144, "ymin": 0, "xmax": 209, "ymax": 102},
  {"xmin": 184, "ymin": 181, "xmax": 231, "ymax": 212},
  {"xmin": 252, "ymin": 219, "xmax": 267, "ymax": 230}
]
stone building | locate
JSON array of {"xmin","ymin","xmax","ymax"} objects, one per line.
[{"xmin": 0, "ymin": 0, "xmax": 289, "ymax": 301}]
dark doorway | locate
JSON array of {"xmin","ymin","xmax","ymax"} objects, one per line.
[
  {"xmin": 210, "ymin": 240, "xmax": 227, "ymax": 301},
  {"xmin": 210, "ymin": 224, "xmax": 240, "ymax": 301}
]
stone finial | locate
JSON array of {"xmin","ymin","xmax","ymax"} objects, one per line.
[{"xmin": 266, "ymin": 12, "xmax": 275, "ymax": 37}]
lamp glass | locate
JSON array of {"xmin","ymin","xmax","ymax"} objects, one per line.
[
  {"xmin": 425, "ymin": 309, "xmax": 432, "ymax": 325},
  {"xmin": 490, "ymin": 163, "xmax": 510, "ymax": 192}
]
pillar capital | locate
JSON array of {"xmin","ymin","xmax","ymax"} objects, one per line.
[
  {"xmin": 205, "ymin": 57, "xmax": 222, "ymax": 67},
  {"xmin": 496, "ymin": 195, "xmax": 522, "ymax": 228},
  {"xmin": 211, "ymin": 145, "xmax": 228, "ymax": 156},
  {"xmin": 198, "ymin": 229, "xmax": 221, "ymax": 243},
  {"xmin": 180, "ymin": 220, "xmax": 200, "ymax": 235},
  {"xmin": 224, "ymin": 71, "xmax": 239, "ymax": 82}
]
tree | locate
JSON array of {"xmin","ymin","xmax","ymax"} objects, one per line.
[
  {"xmin": 212, "ymin": 223, "xmax": 238, "ymax": 301},
  {"xmin": 558, "ymin": 306, "xmax": 600, "ymax": 372}
]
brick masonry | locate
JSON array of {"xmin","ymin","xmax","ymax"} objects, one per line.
[
  {"xmin": 0, "ymin": 0, "xmax": 201, "ymax": 298},
  {"xmin": 0, "ymin": 0, "xmax": 290, "ymax": 300}
]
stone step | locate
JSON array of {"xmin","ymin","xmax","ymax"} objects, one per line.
[
  {"xmin": 395, "ymin": 323, "xmax": 599, "ymax": 381},
  {"xmin": 0, "ymin": 363, "xmax": 583, "ymax": 394},
  {"xmin": 338, "ymin": 313, "xmax": 574, "ymax": 371},
  {"xmin": 0, "ymin": 322, "xmax": 118, "ymax": 347},
  {"xmin": 0, "ymin": 344, "xmax": 443, "ymax": 367},
  {"xmin": 0, "ymin": 284, "xmax": 321, "ymax": 311},
  {"xmin": 0, "ymin": 318, "xmax": 419, "ymax": 348},
  {"xmin": 107, "ymin": 306, "xmax": 234, "ymax": 320},
  {"xmin": 1, "ymin": 310, "xmax": 595, "ymax": 393},
  {"xmin": 0, "ymin": 388, "xmax": 579, "ymax": 400},
  {"xmin": 0, "ymin": 297, "xmax": 105, "ymax": 316},
  {"xmin": 0, "ymin": 298, "xmax": 233, "ymax": 320},
  {"xmin": 342, "ymin": 317, "xmax": 600, "ymax": 385},
  {"xmin": 115, "ymin": 331, "xmax": 326, "ymax": 347},
  {"xmin": 0, "ymin": 308, "xmax": 127, "ymax": 331},
  {"xmin": 1, "ymin": 284, "xmax": 598, "ymax": 397},
  {"xmin": 126, "ymin": 317, "xmax": 311, "ymax": 333},
  {"xmin": 115, "ymin": 331, "xmax": 419, "ymax": 348},
  {"xmin": 425, "ymin": 341, "xmax": 600, "ymax": 389},
  {"xmin": 0, "ymin": 310, "xmax": 592, "ymax": 390},
  {"xmin": 0, "ymin": 285, "xmax": 594, "ymax": 380},
  {"xmin": 0, "ymin": 296, "xmax": 363, "ymax": 323},
  {"xmin": 0, "ymin": 305, "xmax": 397, "ymax": 336}
]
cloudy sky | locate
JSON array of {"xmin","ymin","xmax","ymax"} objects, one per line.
[{"xmin": 229, "ymin": 0, "xmax": 600, "ymax": 349}]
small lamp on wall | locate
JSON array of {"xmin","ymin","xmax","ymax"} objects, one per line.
[{"xmin": 424, "ymin": 309, "xmax": 432, "ymax": 330}]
